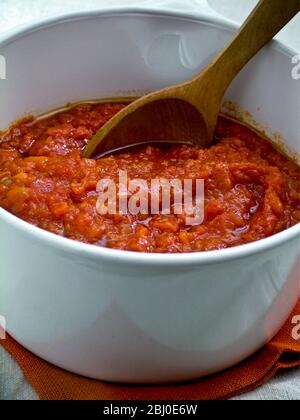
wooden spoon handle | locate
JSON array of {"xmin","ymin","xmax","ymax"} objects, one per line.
[{"xmin": 200, "ymin": 0, "xmax": 299, "ymax": 96}]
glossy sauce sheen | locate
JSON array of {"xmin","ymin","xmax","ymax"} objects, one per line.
[{"xmin": 0, "ymin": 103, "xmax": 300, "ymax": 253}]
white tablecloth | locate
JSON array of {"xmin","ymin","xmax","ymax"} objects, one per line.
[{"xmin": 0, "ymin": 0, "xmax": 299, "ymax": 401}]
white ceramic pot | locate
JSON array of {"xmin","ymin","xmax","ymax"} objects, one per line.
[{"xmin": 0, "ymin": 9, "xmax": 299, "ymax": 384}]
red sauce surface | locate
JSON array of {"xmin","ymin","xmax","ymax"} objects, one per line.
[{"xmin": 0, "ymin": 102, "xmax": 300, "ymax": 253}]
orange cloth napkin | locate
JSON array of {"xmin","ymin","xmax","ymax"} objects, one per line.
[{"xmin": 1, "ymin": 300, "xmax": 299, "ymax": 401}]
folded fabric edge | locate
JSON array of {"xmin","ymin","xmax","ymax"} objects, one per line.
[{"xmin": 1, "ymin": 335, "xmax": 296, "ymax": 401}]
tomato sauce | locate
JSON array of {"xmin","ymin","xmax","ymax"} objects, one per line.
[{"xmin": 0, "ymin": 102, "xmax": 299, "ymax": 253}]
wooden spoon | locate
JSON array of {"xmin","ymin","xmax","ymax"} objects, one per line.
[{"xmin": 84, "ymin": 0, "xmax": 299, "ymax": 159}]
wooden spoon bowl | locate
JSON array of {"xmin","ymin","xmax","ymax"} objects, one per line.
[{"xmin": 84, "ymin": 0, "xmax": 299, "ymax": 159}]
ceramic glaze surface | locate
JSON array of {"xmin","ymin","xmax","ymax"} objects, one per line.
[{"xmin": 0, "ymin": 11, "xmax": 299, "ymax": 383}]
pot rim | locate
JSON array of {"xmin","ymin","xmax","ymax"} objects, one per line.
[{"xmin": 0, "ymin": 7, "xmax": 299, "ymax": 267}]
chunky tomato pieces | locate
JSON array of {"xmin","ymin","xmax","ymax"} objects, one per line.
[{"xmin": 0, "ymin": 103, "xmax": 299, "ymax": 253}]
